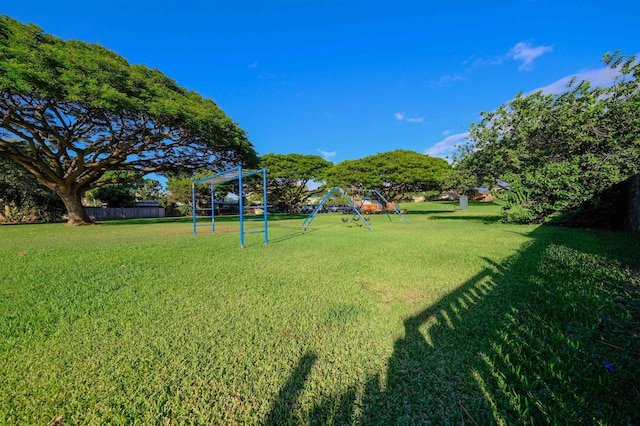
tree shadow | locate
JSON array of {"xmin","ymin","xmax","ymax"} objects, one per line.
[
  {"xmin": 97, "ymin": 216, "xmax": 193, "ymax": 225},
  {"xmin": 425, "ymin": 214, "xmax": 502, "ymax": 224},
  {"xmin": 403, "ymin": 209, "xmax": 457, "ymax": 215},
  {"xmin": 268, "ymin": 213, "xmax": 309, "ymax": 221},
  {"xmin": 308, "ymin": 225, "xmax": 640, "ymax": 424},
  {"xmin": 241, "ymin": 227, "xmax": 321, "ymax": 247},
  {"xmin": 98, "ymin": 213, "xmax": 307, "ymax": 226}
]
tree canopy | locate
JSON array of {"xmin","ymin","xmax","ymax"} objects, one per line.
[
  {"xmin": 0, "ymin": 16, "xmax": 257, "ymax": 224},
  {"xmin": 259, "ymin": 153, "xmax": 332, "ymax": 212},
  {"xmin": 324, "ymin": 150, "xmax": 451, "ymax": 201},
  {"xmin": 455, "ymin": 51, "xmax": 640, "ymax": 223}
]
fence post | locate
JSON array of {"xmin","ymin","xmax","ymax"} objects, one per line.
[{"xmin": 628, "ymin": 173, "xmax": 640, "ymax": 232}]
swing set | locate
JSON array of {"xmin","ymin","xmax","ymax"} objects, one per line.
[{"xmin": 302, "ymin": 186, "xmax": 410, "ymax": 231}]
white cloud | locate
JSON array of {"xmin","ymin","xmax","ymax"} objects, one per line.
[
  {"xmin": 531, "ymin": 52, "xmax": 639, "ymax": 94},
  {"xmin": 425, "ymin": 131, "xmax": 470, "ymax": 161},
  {"xmin": 318, "ymin": 150, "xmax": 336, "ymax": 161},
  {"xmin": 533, "ymin": 66, "xmax": 618, "ymax": 95},
  {"xmin": 395, "ymin": 112, "xmax": 424, "ymax": 123},
  {"xmin": 436, "ymin": 73, "xmax": 465, "ymax": 86},
  {"xmin": 509, "ymin": 42, "xmax": 553, "ymax": 71},
  {"xmin": 442, "ymin": 130, "xmax": 451, "ymax": 136},
  {"xmin": 249, "ymin": 61, "xmax": 274, "ymax": 79},
  {"xmin": 465, "ymin": 42, "xmax": 552, "ymax": 72},
  {"xmin": 464, "ymin": 54, "xmax": 505, "ymax": 69}
]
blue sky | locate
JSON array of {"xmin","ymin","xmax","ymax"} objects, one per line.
[{"xmin": 2, "ymin": 0, "xmax": 639, "ymax": 165}]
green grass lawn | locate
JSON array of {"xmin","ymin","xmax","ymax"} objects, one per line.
[{"xmin": 1, "ymin": 202, "xmax": 638, "ymax": 424}]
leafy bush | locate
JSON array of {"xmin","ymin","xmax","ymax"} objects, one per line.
[
  {"xmin": 0, "ymin": 158, "xmax": 65, "ymax": 222},
  {"xmin": 457, "ymin": 52, "xmax": 640, "ymax": 225}
]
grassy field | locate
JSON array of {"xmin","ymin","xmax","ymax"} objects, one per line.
[{"xmin": 1, "ymin": 202, "xmax": 638, "ymax": 424}]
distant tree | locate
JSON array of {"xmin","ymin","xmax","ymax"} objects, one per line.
[
  {"xmin": 87, "ymin": 174, "xmax": 163, "ymax": 207},
  {"xmin": 258, "ymin": 153, "xmax": 332, "ymax": 212},
  {"xmin": 86, "ymin": 171, "xmax": 137, "ymax": 207},
  {"xmin": 90, "ymin": 185, "xmax": 135, "ymax": 208},
  {"xmin": 443, "ymin": 167, "xmax": 480, "ymax": 198},
  {"xmin": 135, "ymin": 178, "xmax": 163, "ymax": 201},
  {"xmin": 166, "ymin": 170, "xmax": 212, "ymax": 215},
  {"xmin": 455, "ymin": 51, "xmax": 640, "ymax": 223},
  {"xmin": 324, "ymin": 150, "xmax": 451, "ymax": 201},
  {"xmin": 165, "ymin": 169, "xmax": 237, "ymax": 216},
  {"xmin": 0, "ymin": 16, "xmax": 257, "ymax": 225},
  {"xmin": 166, "ymin": 173, "xmax": 195, "ymax": 208},
  {"xmin": 0, "ymin": 156, "xmax": 65, "ymax": 222}
]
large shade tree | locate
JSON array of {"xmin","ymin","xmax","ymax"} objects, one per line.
[
  {"xmin": 324, "ymin": 150, "xmax": 451, "ymax": 201},
  {"xmin": 455, "ymin": 51, "xmax": 640, "ymax": 223},
  {"xmin": 0, "ymin": 16, "xmax": 257, "ymax": 225},
  {"xmin": 258, "ymin": 153, "xmax": 332, "ymax": 212}
]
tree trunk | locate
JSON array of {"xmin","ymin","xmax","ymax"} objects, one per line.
[{"xmin": 58, "ymin": 190, "xmax": 94, "ymax": 225}]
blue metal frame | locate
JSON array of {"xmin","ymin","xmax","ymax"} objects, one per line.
[
  {"xmin": 302, "ymin": 187, "xmax": 410, "ymax": 231},
  {"xmin": 302, "ymin": 186, "xmax": 372, "ymax": 231},
  {"xmin": 353, "ymin": 190, "xmax": 410, "ymax": 224},
  {"xmin": 192, "ymin": 167, "xmax": 268, "ymax": 248}
]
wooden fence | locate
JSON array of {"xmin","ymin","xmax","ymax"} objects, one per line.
[
  {"xmin": 85, "ymin": 207, "xmax": 165, "ymax": 220},
  {"xmin": 628, "ymin": 173, "xmax": 640, "ymax": 232}
]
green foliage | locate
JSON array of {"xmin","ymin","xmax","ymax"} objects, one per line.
[
  {"xmin": 166, "ymin": 173, "xmax": 197, "ymax": 207},
  {"xmin": 166, "ymin": 170, "xmax": 219, "ymax": 211},
  {"xmin": 90, "ymin": 185, "xmax": 135, "ymax": 208},
  {"xmin": 258, "ymin": 153, "xmax": 332, "ymax": 212},
  {"xmin": 443, "ymin": 167, "xmax": 479, "ymax": 197},
  {"xmin": 86, "ymin": 171, "xmax": 138, "ymax": 207},
  {"xmin": 457, "ymin": 51, "xmax": 640, "ymax": 224},
  {"xmin": 164, "ymin": 169, "xmax": 246, "ymax": 216},
  {"xmin": 0, "ymin": 15, "xmax": 257, "ymax": 224},
  {"xmin": 135, "ymin": 178, "xmax": 163, "ymax": 201},
  {"xmin": 0, "ymin": 157, "xmax": 65, "ymax": 222},
  {"xmin": 325, "ymin": 150, "xmax": 451, "ymax": 201},
  {"xmin": 85, "ymin": 172, "xmax": 163, "ymax": 207}
]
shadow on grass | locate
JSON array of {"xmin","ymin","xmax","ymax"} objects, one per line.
[
  {"xmin": 98, "ymin": 213, "xmax": 307, "ymax": 226},
  {"xmin": 97, "ymin": 216, "xmax": 193, "ymax": 225},
  {"xmin": 271, "ymin": 225, "xmax": 640, "ymax": 424},
  {"xmin": 263, "ymin": 352, "xmax": 317, "ymax": 426},
  {"xmin": 425, "ymin": 214, "xmax": 503, "ymax": 224},
  {"xmin": 405, "ymin": 209, "xmax": 457, "ymax": 215},
  {"xmin": 268, "ymin": 214, "xmax": 309, "ymax": 221},
  {"xmin": 237, "ymin": 227, "xmax": 322, "ymax": 248}
]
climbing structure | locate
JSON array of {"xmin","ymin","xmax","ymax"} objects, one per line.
[{"xmin": 192, "ymin": 166, "xmax": 268, "ymax": 248}]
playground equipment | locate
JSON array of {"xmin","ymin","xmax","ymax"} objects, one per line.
[
  {"xmin": 302, "ymin": 187, "xmax": 409, "ymax": 231},
  {"xmin": 192, "ymin": 166, "xmax": 268, "ymax": 248},
  {"xmin": 354, "ymin": 189, "xmax": 410, "ymax": 224},
  {"xmin": 303, "ymin": 187, "xmax": 371, "ymax": 231}
]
